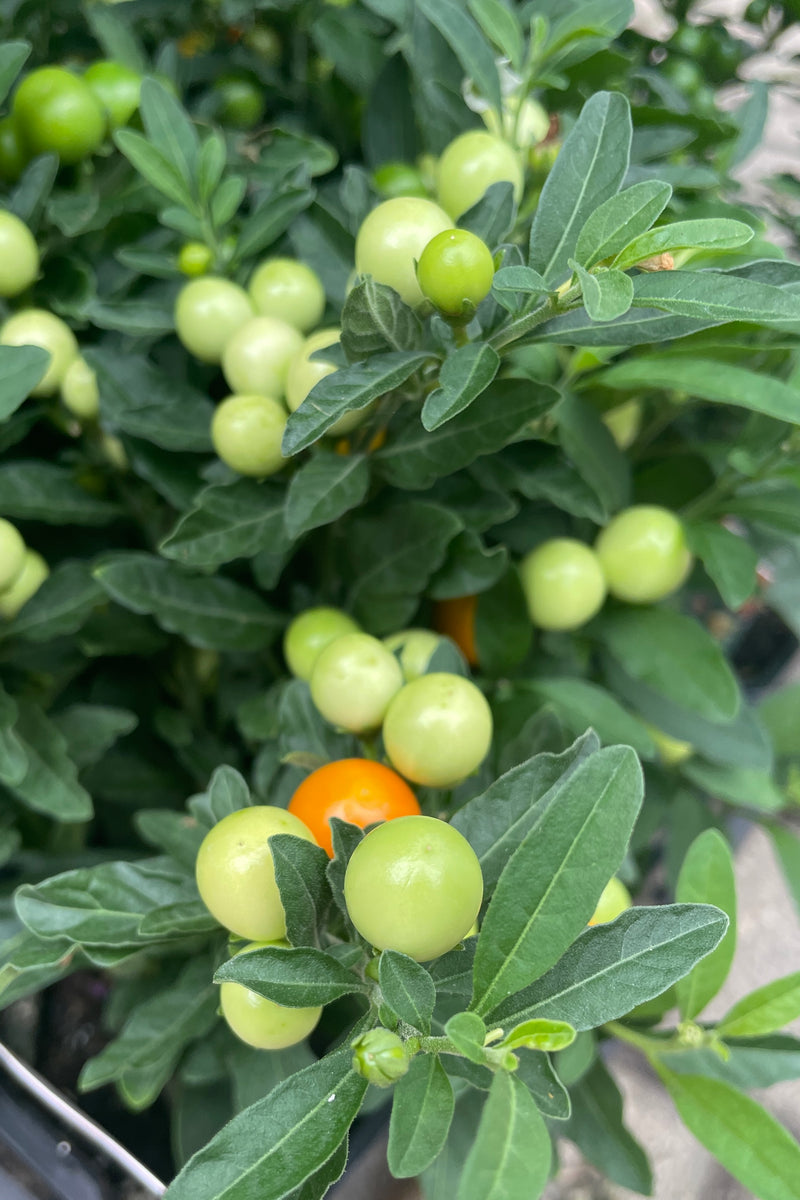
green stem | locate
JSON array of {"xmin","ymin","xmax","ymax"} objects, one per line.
[
  {"xmin": 489, "ymin": 295, "xmax": 558, "ymax": 351},
  {"xmin": 604, "ymin": 1021, "xmax": 683, "ymax": 1059}
]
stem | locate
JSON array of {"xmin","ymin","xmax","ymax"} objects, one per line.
[
  {"xmin": 604, "ymin": 1021, "xmax": 686, "ymax": 1059},
  {"xmin": 488, "ymin": 296, "xmax": 558, "ymax": 351},
  {"xmin": 680, "ymin": 470, "xmax": 741, "ymax": 523}
]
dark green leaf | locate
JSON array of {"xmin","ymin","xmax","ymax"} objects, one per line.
[
  {"xmin": 388, "ymin": 1056, "xmax": 455, "ymax": 1178},
  {"xmin": 114, "ymin": 129, "xmax": 194, "ymax": 209},
  {"xmin": 0, "ymin": 462, "xmax": 120, "ymax": 524},
  {"xmin": 557, "ymin": 392, "xmax": 630, "ymax": 515},
  {"xmin": 421, "ymin": 343, "xmax": 500, "ymax": 431},
  {"xmin": 687, "ymin": 522, "xmax": 758, "ymax": 609},
  {"xmin": 88, "ymin": 348, "xmax": 214, "ymax": 452},
  {"xmin": 614, "ymin": 218, "xmax": 753, "ymax": 270},
  {"xmin": 675, "ymin": 830, "xmax": 737, "ymax": 1020},
  {"xmin": 526, "ymin": 679, "xmax": 655, "ymax": 758},
  {"xmin": 270, "ymin": 835, "xmax": 332, "ymax": 949},
  {"xmin": 563, "ymin": 1059, "xmax": 652, "ymax": 1195},
  {"xmin": 574, "ymin": 263, "xmax": 634, "ymax": 322},
  {"xmin": 236, "ymin": 186, "xmax": 314, "ymax": 261},
  {"xmin": 379, "ymin": 951, "xmax": 435, "ymax": 1034},
  {"xmin": 0, "ymin": 41, "xmax": 30, "ymax": 107},
  {"xmin": 285, "ymin": 453, "xmax": 370, "ymax": 540},
  {"xmin": 214, "ymin": 944, "xmax": 366, "ymax": 1006},
  {"xmin": 1, "ymin": 561, "xmax": 104, "ymax": 642},
  {"xmin": 0, "ymin": 346, "xmax": 50, "ymax": 420},
  {"xmin": 467, "ymin": 0, "xmax": 524, "ymax": 68},
  {"xmin": 574, "ymin": 180, "xmax": 672, "ymax": 268},
  {"xmin": 458, "ymin": 182, "xmax": 516, "ymax": 246},
  {"xmin": 7, "ymin": 701, "xmax": 93, "ymax": 822},
  {"xmin": 631, "ymin": 270, "xmax": 800, "ymax": 327},
  {"xmin": 341, "ymin": 278, "xmax": 423, "ymax": 358},
  {"xmin": 161, "ymin": 482, "xmax": 288, "ymax": 571},
  {"xmin": 53, "ymin": 705, "xmax": 137, "ymax": 770},
  {"xmin": 416, "ymin": 0, "xmax": 502, "ymax": 115},
  {"xmin": 457, "ymin": 1072, "xmax": 551, "ymax": 1200},
  {"xmin": 680, "ymin": 759, "xmax": 785, "ymax": 813},
  {"xmin": 474, "ymin": 567, "xmax": 533, "ymax": 675}
]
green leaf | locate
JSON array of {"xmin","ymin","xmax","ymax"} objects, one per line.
[
  {"xmin": 471, "ymin": 745, "xmax": 643, "ymax": 1016},
  {"xmin": 388, "ymin": 1056, "xmax": 455, "ymax": 1178},
  {"xmin": 80, "ymin": 956, "xmax": 217, "ymax": 1098},
  {"xmin": 474, "ymin": 567, "xmax": 533, "ymax": 675},
  {"xmin": 530, "ymin": 91, "xmax": 632, "ymax": 286},
  {"xmin": 458, "ymin": 182, "xmax": 517, "ymax": 246},
  {"xmin": 631, "ymin": 271, "xmax": 800, "ymax": 327},
  {"xmin": 675, "ymin": 830, "xmax": 737, "ymax": 1020},
  {"xmin": 1, "ymin": 561, "xmax": 104, "ymax": 642},
  {"xmin": 557, "ymin": 392, "xmax": 630, "ymax": 515},
  {"xmin": 428, "ymin": 531, "xmax": 507, "ymax": 600},
  {"xmin": 270, "ymin": 835, "xmax": 333, "ymax": 949},
  {"xmin": 7, "ymin": 701, "xmax": 93, "ymax": 822},
  {"xmin": 457, "ymin": 1072, "xmax": 551, "ymax": 1200},
  {"xmin": 451, "ymin": 732, "xmax": 599, "ymax": 890},
  {"xmin": 421, "ymin": 343, "xmax": 500, "ymax": 431},
  {"xmin": 491, "ymin": 265, "xmax": 549, "ymax": 295},
  {"xmin": 662, "ymin": 1035, "xmax": 800, "ymax": 1091},
  {"xmin": 378, "ymin": 951, "xmax": 435, "ymax": 1034},
  {"xmin": 0, "ymin": 462, "xmax": 121, "ymax": 525},
  {"xmin": 53, "ymin": 705, "xmax": 137, "ymax": 770},
  {"xmin": 526, "ymin": 679, "xmax": 655, "ymax": 758},
  {"xmin": 514, "ymin": 1052, "xmax": 571, "ymax": 1120},
  {"xmin": 236, "ymin": 186, "xmax": 314, "ymax": 262},
  {"xmin": 614, "ymin": 218, "xmax": 754, "ymax": 270},
  {"xmin": 562, "ymin": 1059, "xmax": 652, "ymax": 1195},
  {"xmin": 190, "ymin": 766, "xmax": 252, "ymax": 830},
  {"xmin": 420, "ymin": 1092, "xmax": 485, "ymax": 1200},
  {"xmin": 769, "ymin": 825, "xmax": 800, "ymax": 918},
  {"xmin": 341, "ymin": 277, "xmax": 423, "ymax": 358},
  {"xmin": 599, "ymin": 608, "xmax": 741, "ymax": 723},
  {"xmin": 490, "ymin": 904, "xmax": 729, "ymax": 1031},
  {"xmin": 658, "ymin": 1069, "xmax": 800, "ymax": 1200},
  {"xmin": 163, "ymin": 1049, "xmax": 366, "ymax": 1200},
  {"xmin": 0, "ymin": 41, "xmax": 30, "ymax": 107},
  {"xmin": 687, "ymin": 523, "xmax": 758, "ymax": 610},
  {"xmin": 161, "ymin": 482, "xmax": 289, "ymax": 571},
  {"xmin": 85, "ymin": 5, "xmax": 146, "ymax": 73},
  {"xmin": 574, "ymin": 180, "xmax": 672, "ymax": 268},
  {"xmin": 573, "ymin": 263, "xmax": 634, "ymax": 322},
  {"xmin": 283, "ymin": 350, "xmax": 429, "ymax": 455},
  {"xmin": 346, "ymin": 501, "xmax": 462, "ymax": 633},
  {"xmin": 88, "ymin": 348, "xmax": 214, "ymax": 452},
  {"xmin": 416, "ymin": 0, "xmax": 502, "ymax": 115},
  {"xmin": 0, "ymin": 683, "xmax": 26, "ymax": 787},
  {"xmin": 377, "ymin": 379, "xmax": 559, "ymax": 490},
  {"xmin": 445, "ymin": 1012, "xmax": 488, "ymax": 1064},
  {"xmin": 726, "ymin": 482, "xmax": 800, "ymax": 534},
  {"xmin": 760, "ymin": 685, "xmax": 800, "ymax": 758},
  {"xmin": 597, "ymin": 357, "xmax": 800, "ymax": 425},
  {"xmin": 114, "ymin": 129, "xmax": 195, "ymax": 209},
  {"xmin": 718, "ymin": 973, "xmax": 800, "ymax": 1039},
  {"xmin": 214, "ymin": 945, "xmax": 366, "ymax": 1006},
  {"xmin": 285, "ymin": 453, "xmax": 370, "ymax": 540},
  {"xmin": 140, "ymin": 77, "xmax": 198, "ymax": 189},
  {"xmin": 499, "ymin": 1019, "xmax": 575, "ymax": 1053},
  {"xmin": 680, "ymin": 759, "xmax": 785, "ymax": 813},
  {"xmin": 94, "ymin": 553, "xmax": 283, "ymax": 651},
  {"xmin": 136, "ymin": 811, "xmax": 206, "ymax": 873},
  {"xmin": 0, "ymin": 346, "xmax": 50, "ymax": 420},
  {"xmin": 467, "ymin": 0, "xmax": 524, "ymax": 69}
]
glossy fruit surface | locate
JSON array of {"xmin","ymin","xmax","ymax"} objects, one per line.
[
  {"xmin": 288, "ymin": 758, "xmax": 420, "ymax": 856},
  {"xmin": 178, "ymin": 241, "xmax": 214, "ymax": 277},
  {"xmin": 0, "ymin": 519, "xmax": 26, "ymax": 593},
  {"xmin": 0, "ymin": 210, "xmax": 39, "ymax": 297},
  {"xmin": 433, "ymin": 595, "xmax": 478, "ymax": 666},
  {"xmin": 595, "ymin": 506, "xmax": 693, "ymax": 604},
  {"xmin": 195, "ymin": 806, "xmax": 317, "ymax": 940},
  {"xmin": 13, "ymin": 67, "xmax": 106, "ymax": 163},
  {"xmin": 0, "ymin": 549, "xmax": 48, "ymax": 619},
  {"xmin": 174, "ymin": 277, "xmax": 254, "ymax": 363},
  {"xmin": 310, "ymin": 633, "xmax": 404, "ymax": 733},
  {"xmin": 0, "ymin": 309, "xmax": 78, "ymax": 396},
  {"xmin": 417, "ymin": 229, "xmax": 495, "ymax": 317},
  {"xmin": 436, "ymin": 130, "xmax": 524, "ymax": 221},
  {"xmin": 372, "ymin": 162, "xmax": 427, "ymax": 199},
  {"xmin": 248, "ymin": 258, "xmax": 326, "ymax": 333},
  {"xmin": 483, "ymin": 96, "xmax": 550, "ymax": 148},
  {"xmin": 220, "ymin": 941, "xmax": 323, "ymax": 1050},
  {"xmin": 588, "ymin": 877, "xmax": 632, "ymax": 926},
  {"xmin": 215, "ymin": 75, "xmax": 265, "ymax": 129},
  {"xmin": 61, "ymin": 357, "xmax": 100, "ymax": 420},
  {"xmin": 84, "ymin": 60, "xmax": 141, "ymax": 129},
  {"xmin": 519, "ymin": 539, "xmax": 607, "ymax": 631},
  {"xmin": 286, "ymin": 327, "xmax": 365, "ymax": 436},
  {"xmin": 0, "ymin": 116, "xmax": 27, "ymax": 181},
  {"xmin": 211, "ymin": 393, "xmax": 287, "ymax": 477},
  {"xmin": 382, "ymin": 673, "xmax": 492, "ymax": 788},
  {"xmin": 222, "ymin": 316, "xmax": 302, "ymax": 399},
  {"xmin": 283, "ymin": 607, "xmax": 360, "ymax": 680},
  {"xmin": 354, "ymin": 197, "xmax": 452, "ymax": 308},
  {"xmin": 351, "ymin": 1028, "xmax": 409, "ymax": 1085},
  {"xmin": 343, "ymin": 815, "xmax": 483, "ymax": 961},
  {"xmin": 383, "ymin": 628, "xmax": 441, "ymax": 681}
]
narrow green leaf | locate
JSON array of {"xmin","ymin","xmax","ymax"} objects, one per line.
[
  {"xmin": 285, "ymin": 453, "xmax": 370, "ymax": 540},
  {"xmin": 0, "ymin": 462, "xmax": 120, "ymax": 525},
  {"xmin": 236, "ymin": 186, "xmax": 314, "ymax": 261},
  {"xmin": 472, "ymin": 746, "xmax": 643, "ymax": 1016},
  {"xmin": 161, "ymin": 482, "xmax": 289, "ymax": 571},
  {"xmin": 719, "ymin": 973, "xmax": 800, "ymax": 1039},
  {"xmin": 270, "ymin": 835, "xmax": 332, "ymax": 949},
  {"xmin": 467, "ymin": 0, "xmax": 524, "ymax": 68},
  {"xmin": 614, "ymin": 218, "xmax": 753, "ymax": 270},
  {"xmin": 416, "ymin": 0, "xmax": 502, "ymax": 115},
  {"xmin": 8, "ymin": 701, "xmax": 93, "ymax": 822},
  {"xmin": 1, "ymin": 561, "xmax": 104, "ymax": 642},
  {"xmin": 0, "ymin": 346, "xmax": 50, "ymax": 420},
  {"xmin": 557, "ymin": 392, "xmax": 630, "ymax": 515},
  {"xmin": 421, "ymin": 343, "xmax": 500, "ymax": 431},
  {"xmin": 687, "ymin": 523, "xmax": 758, "ymax": 610},
  {"xmin": 499, "ymin": 1019, "xmax": 575, "ymax": 1053},
  {"xmin": 214, "ymin": 945, "xmax": 366, "ymax": 1006},
  {"xmin": 388, "ymin": 1056, "xmax": 455, "ymax": 1178},
  {"xmin": 768, "ymin": 825, "xmax": 800, "ymax": 917},
  {"xmin": 491, "ymin": 265, "xmax": 549, "ymax": 295},
  {"xmin": 0, "ymin": 41, "xmax": 30, "ymax": 107},
  {"xmin": 139, "ymin": 77, "xmax": 199, "ymax": 187},
  {"xmin": 163, "ymin": 1050, "xmax": 366, "ymax": 1200},
  {"xmin": 574, "ymin": 180, "xmax": 672, "ymax": 268},
  {"xmin": 631, "ymin": 271, "xmax": 800, "ymax": 328},
  {"xmin": 563, "ymin": 1059, "xmax": 653, "ymax": 1195},
  {"xmin": 680, "ymin": 759, "xmax": 785, "ymax": 813},
  {"xmin": 379, "ymin": 951, "xmax": 435, "ymax": 1034},
  {"xmin": 658, "ymin": 1069, "xmax": 800, "ymax": 1200},
  {"xmin": 114, "ymin": 129, "xmax": 194, "ymax": 209},
  {"xmin": 457, "ymin": 1072, "xmax": 551, "ymax": 1200},
  {"xmin": 514, "ymin": 1052, "xmax": 571, "ymax": 1120},
  {"xmin": 530, "ymin": 91, "xmax": 632, "ymax": 286},
  {"xmin": 675, "ymin": 830, "xmax": 737, "ymax": 1020},
  {"xmin": 527, "ymin": 679, "xmax": 655, "ymax": 758}
]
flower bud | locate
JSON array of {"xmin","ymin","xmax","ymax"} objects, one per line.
[{"xmin": 351, "ymin": 1028, "xmax": 409, "ymax": 1087}]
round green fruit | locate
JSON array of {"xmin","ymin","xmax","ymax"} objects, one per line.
[
  {"xmin": 285, "ymin": 327, "xmax": 365, "ymax": 437},
  {"xmin": 0, "ymin": 519, "xmax": 26, "ymax": 593},
  {"xmin": 222, "ymin": 316, "xmax": 303, "ymax": 400},
  {"xmin": 84, "ymin": 60, "xmax": 141, "ymax": 129},
  {"xmin": 13, "ymin": 67, "xmax": 106, "ymax": 164},
  {"xmin": 483, "ymin": 96, "xmax": 550, "ymax": 149},
  {"xmin": 588, "ymin": 877, "xmax": 632, "ymax": 926},
  {"xmin": 310, "ymin": 632, "xmax": 403, "ymax": 733},
  {"xmin": 178, "ymin": 241, "xmax": 214, "ymax": 277},
  {"xmin": 351, "ymin": 1028, "xmax": 409, "ymax": 1086},
  {"xmin": 382, "ymin": 673, "xmax": 492, "ymax": 788},
  {"xmin": 436, "ymin": 130, "xmax": 524, "ymax": 221},
  {"xmin": 0, "ymin": 549, "xmax": 48, "ymax": 619},
  {"xmin": 195, "ymin": 806, "xmax": 317, "ymax": 941},
  {"xmin": 174, "ymin": 276, "xmax": 254, "ymax": 364},
  {"xmin": 211, "ymin": 393, "xmax": 287, "ymax": 477},
  {"xmin": 417, "ymin": 228, "xmax": 495, "ymax": 317},
  {"xmin": 215, "ymin": 75, "xmax": 265, "ymax": 130},
  {"xmin": 283, "ymin": 607, "xmax": 360, "ymax": 681},
  {"xmin": 61, "ymin": 357, "xmax": 99, "ymax": 420},
  {"xmin": 0, "ymin": 210, "xmax": 39, "ymax": 298},
  {"xmin": 602, "ymin": 399, "xmax": 642, "ymax": 450},
  {"xmin": 372, "ymin": 162, "xmax": 427, "ymax": 199},
  {"xmin": 248, "ymin": 258, "xmax": 326, "ymax": 334},
  {"xmin": 595, "ymin": 505, "xmax": 693, "ymax": 604},
  {"xmin": 355, "ymin": 197, "xmax": 452, "ymax": 308},
  {"xmin": 0, "ymin": 308, "xmax": 78, "ymax": 396},
  {"xmin": 219, "ymin": 941, "xmax": 322, "ymax": 1050},
  {"xmin": 343, "ymin": 815, "xmax": 483, "ymax": 961},
  {"xmin": 383, "ymin": 629, "xmax": 441, "ymax": 681},
  {"xmin": 519, "ymin": 538, "xmax": 606, "ymax": 632}
]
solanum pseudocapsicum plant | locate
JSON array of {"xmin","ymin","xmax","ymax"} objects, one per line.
[{"xmin": 2, "ymin": 1, "xmax": 800, "ymax": 1198}]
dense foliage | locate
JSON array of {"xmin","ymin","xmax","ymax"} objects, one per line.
[{"xmin": 1, "ymin": 2, "xmax": 800, "ymax": 1199}]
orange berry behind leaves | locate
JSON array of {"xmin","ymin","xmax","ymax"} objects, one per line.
[
  {"xmin": 287, "ymin": 758, "xmax": 421, "ymax": 857},
  {"xmin": 434, "ymin": 595, "xmax": 478, "ymax": 666}
]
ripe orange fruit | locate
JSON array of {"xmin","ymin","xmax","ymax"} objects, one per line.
[
  {"xmin": 287, "ymin": 758, "xmax": 421, "ymax": 857},
  {"xmin": 434, "ymin": 594, "xmax": 478, "ymax": 666}
]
